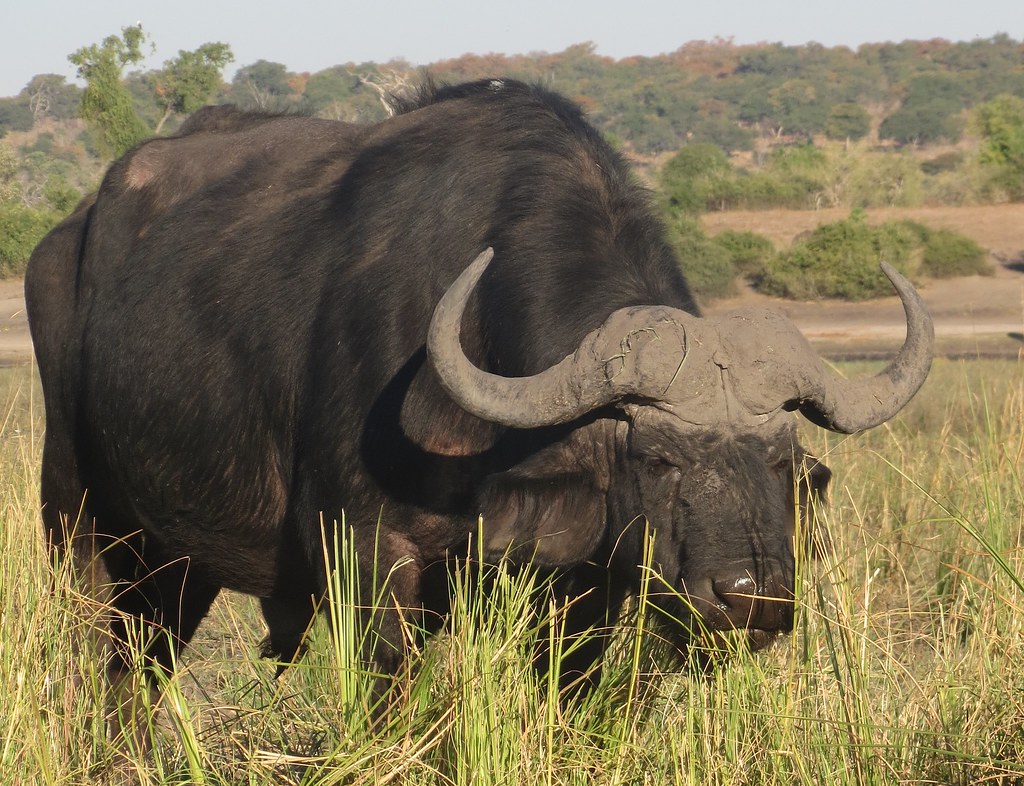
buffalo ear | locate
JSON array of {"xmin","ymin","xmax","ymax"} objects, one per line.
[{"xmin": 477, "ymin": 445, "xmax": 607, "ymax": 568}]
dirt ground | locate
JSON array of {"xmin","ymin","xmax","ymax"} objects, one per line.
[
  {"xmin": 0, "ymin": 280, "xmax": 28, "ymax": 366},
  {"xmin": 2, "ymin": 204, "xmax": 1022, "ymax": 364}
]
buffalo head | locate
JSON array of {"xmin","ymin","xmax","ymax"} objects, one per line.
[{"xmin": 428, "ymin": 248, "xmax": 933, "ymax": 652}]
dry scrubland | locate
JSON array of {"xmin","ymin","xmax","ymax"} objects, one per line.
[
  {"xmin": 1, "ymin": 357, "xmax": 1023, "ymax": 784},
  {"xmin": 700, "ymin": 204, "xmax": 1024, "ymax": 359},
  {"xmin": 700, "ymin": 204, "xmax": 1024, "ymax": 253}
]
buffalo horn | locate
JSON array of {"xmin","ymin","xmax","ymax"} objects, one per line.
[
  {"xmin": 429, "ymin": 250, "xmax": 934, "ymax": 432},
  {"xmin": 427, "ymin": 248, "xmax": 657, "ymax": 427},
  {"xmin": 791, "ymin": 262, "xmax": 934, "ymax": 433}
]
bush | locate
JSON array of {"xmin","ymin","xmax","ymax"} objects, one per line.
[
  {"xmin": 755, "ymin": 212, "xmax": 991, "ymax": 299},
  {"xmin": 43, "ymin": 176, "xmax": 81, "ymax": 214},
  {"xmin": 921, "ymin": 155, "xmax": 1006, "ymax": 206},
  {"xmin": 921, "ymin": 229, "xmax": 992, "ymax": 277},
  {"xmin": 660, "ymin": 141, "xmax": 836, "ymax": 214},
  {"xmin": 666, "ymin": 214, "xmax": 737, "ymax": 300},
  {"xmin": 757, "ymin": 212, "xmax": 917, "ymax": 300},
  {"xmin": 921, "ymin": 151, "xmax": 964, "ymax": 175},
  {"xmin": 660, "ymin": 143, "xmax": 732, "ymax": 214},
  {"xmin": 0, "ymin": 204, "xmax": 60, "ymax": 278},
  {"xmin": 844, "ymin": 152, "xmax": 924, "ymax": 208},
  {"xmin": 711, "ymin": 230, "xmax": 775, "ymax": 278},
  {"xmin": 767, "ymin": 143, "xmax": 828, "ymax": 174}
]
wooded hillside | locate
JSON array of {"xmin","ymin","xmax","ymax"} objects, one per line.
[{"xmin": 2, "ymin": 33, "xmax": 1023, "ymax": 292}]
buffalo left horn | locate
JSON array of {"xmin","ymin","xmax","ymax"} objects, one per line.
[
  {"xmin": 427, "ymin": 248, "xmax": 690, "ymax": 428},
  {"xmin": 787, "ymin": 261, "xmax": 934, "ymax": 433}
]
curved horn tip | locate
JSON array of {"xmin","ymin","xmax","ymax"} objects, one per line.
[
  {"xmin": 794, "ymin": 259, "xmax": 934, "ymax": 434},
  {"xmin": 878, "ymin": 261, "xmax": 919, "ymax": 297},
  {"xmin": 467, "ymin": 246, "xmax": 495, "ymax": 279}
]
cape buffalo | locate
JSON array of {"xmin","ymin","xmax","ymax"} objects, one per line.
[{"xmin": 26, "ymin": 79, "xmax": 933, "ymax": 724}]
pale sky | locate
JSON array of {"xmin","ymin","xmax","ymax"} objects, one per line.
[{"xmin": 5, "ymin": 0, "xmax": 1024, "ymax": 98}]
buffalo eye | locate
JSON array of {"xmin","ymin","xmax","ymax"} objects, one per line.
[{"xmin": 641, "ymin": 453, "xmax": 679, "ymax": 476}]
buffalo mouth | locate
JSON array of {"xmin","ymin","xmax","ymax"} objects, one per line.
[
  {"xmin": 744, "ymin": 628, "xmax": 781, "ymax": 652},
  {"xmin": 692, "ymin": 626, "xmax": 783, "ymax": 655},
  {"xmin": 653, "ymin": 586, "xmax": 794, "ymax": 660},
  {"xmin": 673, "ymin": 627, "xmax": 785, "ymax": 671}
]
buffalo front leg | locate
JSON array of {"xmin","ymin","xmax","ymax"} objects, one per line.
[
  {"xmin": 260, "ymin": 595, "xmax": 317, "ymax": 674},
  {"xmin": 102, "ymin": 535, "xmax": 221, "ymax": 749},
  {"xmin": 335, "ymin": 526, "xmax": 426, "ymax": 718},
  {"xmin": 536, "ymin": 563, "xmax": 625, "ymax": 705}
]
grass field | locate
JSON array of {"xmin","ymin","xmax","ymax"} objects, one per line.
[{"xmin": 2, "ymin": 358, "xmax": 1022, "ymax": 785}]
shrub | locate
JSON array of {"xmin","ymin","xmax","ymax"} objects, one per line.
[
  {"xmin": 711, "ymin": 230, "xmax": 775, "ymax": 278},
  {"xmin": 43, "ymin": 176, "xmax": 81, "ymax": 214},
  {"xmin": 660, "ymin": 143, "xmax": 732, "ymax": 214},
  {"xmin": 757, "ymin": 212, "xmax": 917, "ymax": 300},
  {"xmin": 844, "ymin": 152, "xmax": 924, "ymax": 208},
  {"xmin": 755, "ymin": 212, "xmax": 991, "ymax": 299},
  {"xmin": 767, "ymin": 143, "xmax": 828, "ymax": 174},
  {"xmin": 667, "ymin": 214, "xmax": 737, "ymax": 300},
  {"xmin": 0, "ymin": 204, "xmax": 60, "ymax": 278},
  {"xmin": 727, "ymin": 171, "xmax": 820, "ymax": 210},
  {"xmin": 894, "ymin": 219, "xmax": 932, "ymax": 244},
  {"xmin": 660, "ymin": 141, "xmax": 836, "ymax": 214},
  {"xmin": 921, "ymin": 229, "xmax": 992, "ymax": 277},
  {"xmin": 921, "ymin": 151, "xmax": 964, "ymax": 175}
]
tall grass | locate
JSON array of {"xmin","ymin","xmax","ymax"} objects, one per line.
[{"xmin": 1, "ymin": 358, "xmax": 1022, "ymax": 784}]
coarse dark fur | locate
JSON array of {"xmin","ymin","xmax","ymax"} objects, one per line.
[{"xmin": 26, "ymin": 79, "xmax": 829, "ymax": 707}]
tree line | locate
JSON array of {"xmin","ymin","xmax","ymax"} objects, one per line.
[
  {"xmin": 1, "ymin": 28, "xmax": 1022, "ymax": 291},
  {"xmin": 4, "ymin": 30, "xmax": 1024, "ymax": 152}
]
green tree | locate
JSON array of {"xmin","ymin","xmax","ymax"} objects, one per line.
[
  {"xmin": 0, "ymin": 143, "xmax": 20, "ymax": 203},
  {"xmin": 21, "ymin": 74, "xmax": 82, "ymax": 121},
  {"xmin": 689, "ymin": 116, "xmax": 754, "ymax": 153},
  {"xmin": 0, "ymin": 204, "xmax": 61, "ymax": 277},
  {"xmin": 231, "ymin": 60, "xmax": 296, "ymax": 111},
  {"xmin": 302, "ymin": 66, "xmax": 360, "ymax": 115},
  {"xmin": 302, "ymin": 66, "xmax": 386, "ymax": 122},
  {"xmin": 659, "ymin": 143, "xmax": 732, "ymax": 213},
  {"xmin": 975, "ymin": 94, "xmax": 1024, "ymax": 199},
  {"xmin": 767, "ymin": 78, "xmax": 829, "ymax": 137},
  {"xmin": 68, "ymin": 25, "xmax": 151, "ymax": 157},
  {"xmin": 879, "ymin": 74, "xmax": 965, "ymax": 145},
  {"xmin": 152, "ymin": 43, "xmax": 234, "ymax": 133},
  {"xmin": 0, "ymin": 98, "xmax": 33, "ymax": 137},
  {"xmin": 825, "ymin": 102, "xmax": 871, "ymax": 141}
]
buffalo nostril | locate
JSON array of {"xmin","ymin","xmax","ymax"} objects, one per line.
[
  {"xmin": 711, "ymin": 574, "xmax": 794, "ymax": 631},
  {"xmin": 712, "ymin": 575, "xmax": 757, "ymax": 610}
]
